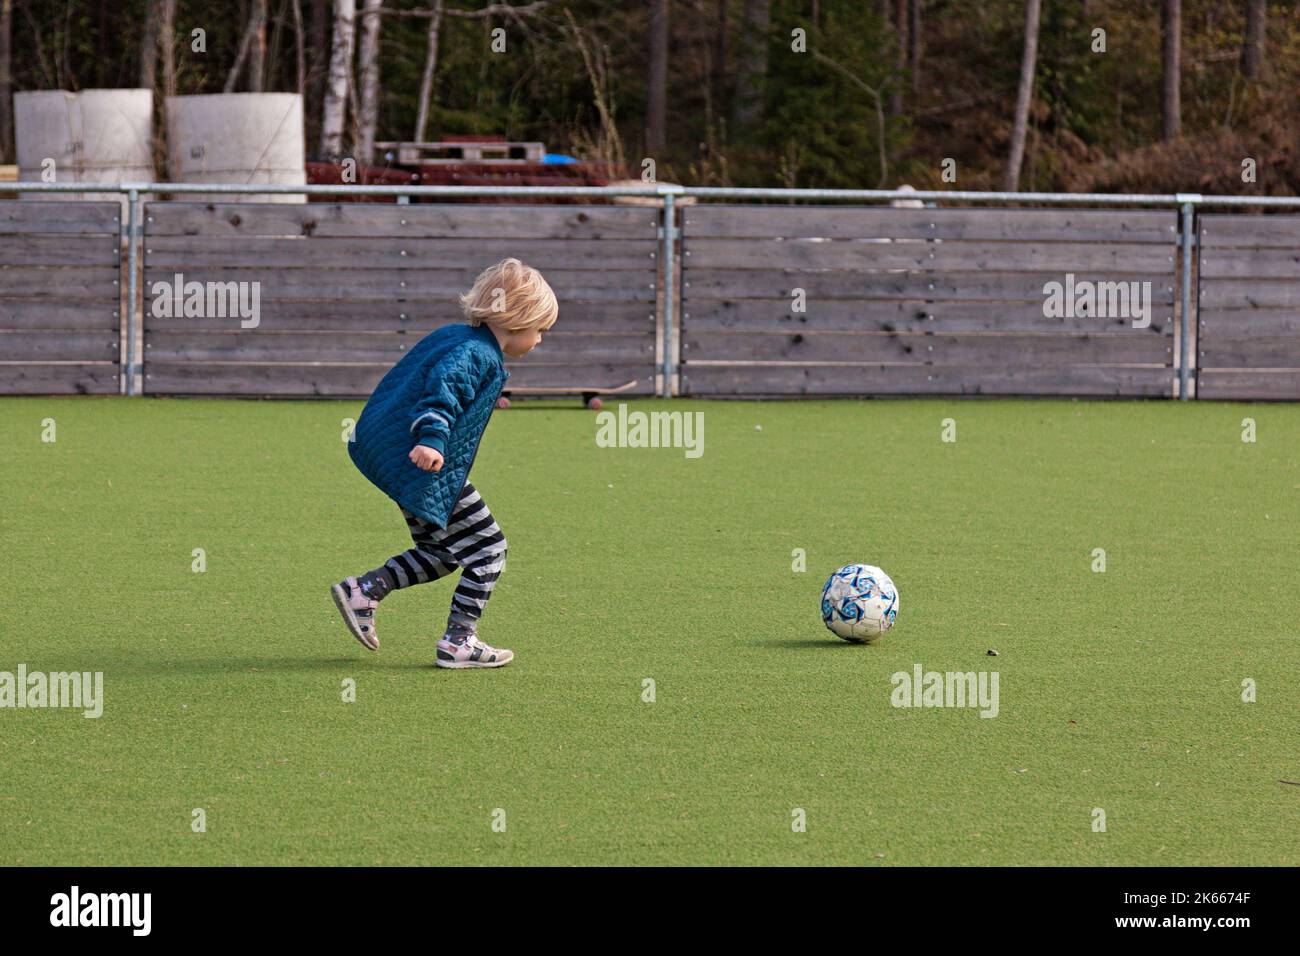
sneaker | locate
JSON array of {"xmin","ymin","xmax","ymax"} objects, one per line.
[
  {"xmin": 331, "ymin": 576, "xmax": 379, "ymax": 651},
  {"xmin": 435, "ymin": 635, "xmax": 514, "ymax": 669}
]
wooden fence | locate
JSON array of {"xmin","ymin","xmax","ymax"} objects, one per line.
[
  {"xmin": 1197, "ymin": 215, "xmax": 1300, "ymax": 400},
  {"xmin": 4, "ymin": 197, "xmax": 1300, "ymax": 402},
  {"xmin": 0, "ymin": 201, "xmax": 121, "ymax": 394},
  {"xmin": 679, "ymin": 206, "xmax": 1180, "ymax": 397},
  {"xmin": 141, "ymin": 202, "xmax": 661, "ymax": 396}
]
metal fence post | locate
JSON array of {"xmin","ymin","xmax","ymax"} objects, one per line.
[
  {"xmin": 1177, "ymin": 196, "xmax": 1199, "ymax": 401},
  {"xmin": 125, "ymin": 188, "xmax": 141, "ymax": 397},
  {"xmin": 659, "ymin": 189, "xmax": 679, "ymax": 398}
]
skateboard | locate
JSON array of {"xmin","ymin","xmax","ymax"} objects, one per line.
[{"xmin": 495, "ymin": 379, "xmax": 639, "ymax": 411}]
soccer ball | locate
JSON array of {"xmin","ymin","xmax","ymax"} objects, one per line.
[{"xmin": 821, "ymin": 564, "xmax": 899, "ymax": 642}]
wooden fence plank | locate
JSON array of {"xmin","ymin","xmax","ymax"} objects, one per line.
[
  {"xmin": 1196, "ymin": 370, "xmax": 1300, "ymax": 399},
  {"xmin": 0, "ymin": 235, "xmax": 122, "ymax": 267},
  {"xmin": 145, "ymin": 203, "xmax": 660, "ymax": 240},
  {"xmin": 142, "ymin": 300, "xmax": 655, "ymax": 333},
  {"xmin": 0, "ymin": 268, "xmax": 119, "ymax": 296},
  {"xmin": 684, "ymin": 269, "xmax": 1176, "ymax": 302},
  {"xmin": 683, "ymin": 206, "xmax": 1177, "ymax": 242},
  {"xmin": 683, "ymin": 238, "xmax": 1176, "ymax": 274},
  {"xmin": 0, "ymin": 201, "xmax": 120, "ymax": 235},
  {"xmin": 682, "ymin": 363, "xmax": 1174, "ymax": 396},
  {"xmin": 145, "ymin": 362, "xmax": 386, "ymax": 396},
  {"xmin": 144, "ymin": 361, "xmax": 653, "ymax": 396},
  {"xmin": 143, "ymin": 330, "xmax": 653, "ymax": 364},
  {"xmin": 0, "ymin": 363, "xmax": 119, "ymax": 394},
  {"xmin": 1199, "ymin": 215, "xmax": 1300, "ymax": 248},
  {"xmin": 1199, "ymin": 280, "xmax": 1300, "ymax": 309},
  {"xmin": 145, "ymin": 236, "xmax": 658, "ymax": 271},
  {"xmin": 0, "ymin": 299, "xmax": 120, "ymax": 329},
  {"xmin": 683, "ymin": 298, "xmax": 1174, "ymax": 334},
  {"xmin": 1198, "ymin": 334, "xmax": 1300, "ymax": 368},
  {"xmin": 682, "ymin": 331, "xmax": 1172, "ymax": 365},
  {"xmin": 501, "ymin": 364, "xmax": 655, "ymax": 390},
  {"xmin": 0, "ymin": 331, "xmax": 119, "ymax": 361},
  {"xmin": 142, "ymin": 268, "xmax": 656, "ymax": 302},
  {"xmin": 1197, "ymin": 309, "xmax": 1300, "ymax": 335},
  {"xmin": 1198, "ymin": 247, "xmax": 1300, "ymax": 279}
]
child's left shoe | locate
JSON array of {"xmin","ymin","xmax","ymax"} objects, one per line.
[
  {"xmin": 435, "ymin": 635, "xmax": 514, "ymax": 668},
  {"xmin": 331, "ymin": 576, "xmax": 379, "ymax": 651}
]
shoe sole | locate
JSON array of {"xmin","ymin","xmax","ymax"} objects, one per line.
[
  {"xmin": 331, "ymin": 583, "xmax": 378, "ymax": 651},
  {"xmin": 435, "ymin": 652, "xmax": 514, "ymax": 669}
]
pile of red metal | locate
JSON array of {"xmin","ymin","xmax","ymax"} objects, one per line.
[{"xmin": 307, "ymin": 135, "xmax": 625, "ymax": 203}]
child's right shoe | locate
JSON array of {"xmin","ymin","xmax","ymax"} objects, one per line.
[
  {"xmin": 435, "ymin": 635, "xmax": 514, "ymax": 668},
  {"xmin": 331, "ymin": 576, "xmax": 379, "ymax": 651}
]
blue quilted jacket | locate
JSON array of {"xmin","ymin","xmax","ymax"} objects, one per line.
[{"xmin": 348, "ymin": 322, "xmax": 510, "ymax": 529}]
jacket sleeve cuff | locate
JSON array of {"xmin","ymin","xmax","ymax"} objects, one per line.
[{"xmin": 415, "ymin": 427, "xmax": 447, "ymax": 455}]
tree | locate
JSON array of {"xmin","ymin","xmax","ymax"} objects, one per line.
[
  {"xmin": 732, "ymin": 0, "xmax": 769, "ymax": 130},
  {"xmin": 160, "ymin": 0, "xmax": 176, "ymax": 102},
  {"xmin": 414, "ymin": 0, "xmax": 444, "ymax": 144},
  {"xmin": 713, "ymin": 0, "xmax": 729, "ymax": 135},
  {"xmin": 307, "ymin": 0, "xmax": 330, "ymax": 143},
  {"xmin": 226, "ymin": 0, "xmax": 269, "ymax": 92},
  {"xmin": 908, "ymin": 0, "xmax": 921, "ymax": 96},
  {"xmin": 393, "ymin": 1, "xmax": 554, "ymax": 145},
  {"xmin": 760, "ymin": 6, "xmax": 895, "ymax": 188},
  {"xmin": 890, "ymin": 0, "xmax": 905, "ymax": 116},
  {"xmin": 1004, "ymin": 0, "xmax": 1041, "ymax": 191},
  {"xmin": 646, "ymin": 0, "xmax": 669, "ymax": 155},
  {"xmin": 0, "ymin": 0, "xmax": 10, "ymax": 164},
  {"xmin": 321, "ymin": 0, "xmax": 357, "ymax": 159},
  {"xmin": 810, "ymin": 48, "xmax": 889, "ymax": 186},
  {"xmin": 1161, "ymin": 0, "xmax": 1180, "ymax": 140},
  {"xmin": 356, "ymin": 0, "xmax": 384, "ymax": 165},
  {"xmin": 140, "ymin": 0, "xmax": 158, "ymax": 92},
  {"xmin": 1241, "ymin": 0, "xmax": 1265, "ymax": 79},
  {"xmin": 291, "ymin": 0, "xmax": 307, "ymax": 94}
]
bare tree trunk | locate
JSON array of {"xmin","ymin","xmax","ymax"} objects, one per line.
[
  {"xmin": 140, "ymin": 0, "xmax": 158, "ymax": 92},
  {"xmin": 413, "ymin": 0, "xmax": 444, "ymax": 144},
  {"xmin": 356, "ymin": 0, "xmax": 384, "ymax": 166},
  {"xmin": 226, "ymin": 0, "xmax": 268, "ymax": 92},
  {"xmin": 0, "ymin": 0, "xmax": 10, "ymax": 164},
  {"xmin": 1161, "ymin": 0, "xmax": 1180, "ymax": 140},
  {"xmin": 731, "ymin": 0, "xmax": 770, "ymax": 129},
  {"xmin": 248, "ymin": 0, "xmax": 266, "ymax": 91},
  {"xmin": 225, "ymin": 14, "xmax": 254, "ymax": 92},
  {"xmin": 1004, "ymin": 0, "xmax": 1041, "ymax": 191},
  {"xmin": 646, "ymin": 0, "xmax": 669, "ymax": 155},
  {"xmin": 908, "ymin": 0, "xmax": 921, "ymax": 96},
  {"xmin": 713, "ymin": 0, "xmax": 729, "ymax": 138},
  {"xmin": 891, "ymin": 0, "xmax": 906, "ymax": 116},
  {"xmin": 291, "ymin": 0, "xmax": 306, "ymax": 94},
  {"xmin": 321, "ymin": 0, "xmax": 356, "ymax": 159},
  {"xmin": 306, "ymin": 0, "xmax": 329, "ymax": 150},
  {"xmin": 1241, "ymin": 0, "xmax": 1265, "ymax": 79},
  {"xmin": 160, "ymin": 0, "xmax": 176, "ymax": 102}
]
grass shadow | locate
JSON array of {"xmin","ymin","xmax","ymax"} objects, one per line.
[
  {"xmin": 110, "ymin": 656, "xmax": 442, "ymax": 676},
  {"xmin": 761, "ymin": 638, "xmax": 869, "ymax": 650}
]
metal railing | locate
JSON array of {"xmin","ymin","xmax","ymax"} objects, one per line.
[{"xmin": 8, "ymin": 180, "xmax": 1300, "ymax": 400}]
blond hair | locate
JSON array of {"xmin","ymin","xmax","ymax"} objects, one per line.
[{"xmin": 459, "ymin": 258, "xmax": 558, "ymax": 332}]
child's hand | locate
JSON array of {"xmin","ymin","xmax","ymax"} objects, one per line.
[{"xmin": 409, "ymin": 445, "xmax": 444, "ymax": 472}]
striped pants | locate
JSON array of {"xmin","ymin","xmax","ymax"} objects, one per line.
[{"xmin": 378, "ymin": 482, "xmax": 507, "ymax": 636}]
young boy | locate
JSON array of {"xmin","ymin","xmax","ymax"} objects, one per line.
[{"xmin": 332, "ymin": 258, "xmax": 557, "ymax": 668}]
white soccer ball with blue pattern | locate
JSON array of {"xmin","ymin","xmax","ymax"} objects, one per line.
[{"xmin": 821, "ymin": 564, "xmax": 899, "ymax": 642}]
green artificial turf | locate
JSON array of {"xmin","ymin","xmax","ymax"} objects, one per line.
[{"xmin": 0, "ymin": 395, "xmax": 1296, "ymax": 866}]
